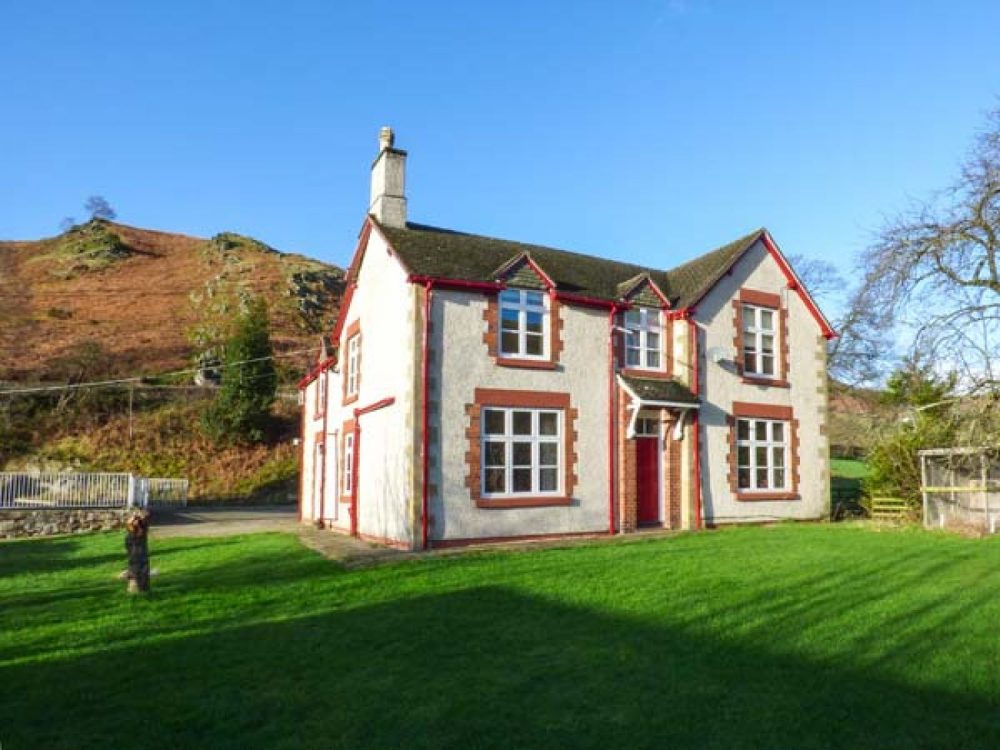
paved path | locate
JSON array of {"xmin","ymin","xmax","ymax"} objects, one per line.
[{"xmin": 151, "ymin": 506, "xmax": 299, "ymax": 538}]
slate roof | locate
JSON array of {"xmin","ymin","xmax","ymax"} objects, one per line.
[
  {"xmin": 618, "ymin": 375, "xmax": 700, "ymax": 405},
  {"xmin": 376, "ymin": 219, "xmax": 764, "ymax": 308}
]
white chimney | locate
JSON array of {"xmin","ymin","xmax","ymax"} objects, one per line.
[{"xmin": 368, "ymin": 126, "xmax": 407, "ymax": 228}]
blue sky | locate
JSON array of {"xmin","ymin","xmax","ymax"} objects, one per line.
[{"xmin": 3, "ymin": 0, "xmax": 999, "ymax": 293}]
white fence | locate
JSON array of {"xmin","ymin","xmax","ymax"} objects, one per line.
[{"xmin": 0, "ymin": 472, "xmax": 187, "ymax": 510}]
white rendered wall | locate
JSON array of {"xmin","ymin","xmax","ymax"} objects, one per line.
[
  {"xmin": 430, "ymin": 290, "xmax": 610, "ymax": 542},
  {"xmin": 331, "ymin": 227, "xmax": 418, "ymax": 545},
  {"xmin": 695, "ymin": 240, "xmax": 829, "ymax": 523}
]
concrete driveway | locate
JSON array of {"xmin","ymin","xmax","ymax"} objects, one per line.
[{"xmin": 151, "ymin": 506, "xmax": 298, "ymax": 538}]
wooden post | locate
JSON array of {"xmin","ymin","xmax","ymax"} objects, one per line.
[{"xmin": 125, "ymin": 511, "xmax": 151, "ymax": 594}]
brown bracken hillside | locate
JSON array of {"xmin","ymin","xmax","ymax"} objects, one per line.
[{"xmin": 0, "ymin": 219, "xmax": 343, "ymax": 382}]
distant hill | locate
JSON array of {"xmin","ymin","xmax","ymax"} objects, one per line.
[{"xmin": 0, "ymin": 219, "xmax": 343, "ymax": 383}]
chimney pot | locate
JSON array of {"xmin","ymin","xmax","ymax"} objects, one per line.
[
  {"xmin": 379, "ymin": 126, "xmax": 395, "ymax": 151},
  {"xmin": 369, "ymin": 127, "xmax": 407, "ymax": 228}
]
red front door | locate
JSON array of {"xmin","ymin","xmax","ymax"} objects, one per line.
[{"xmin": 636, "ymin": 437, "xmax": 659, "ymax": 524}]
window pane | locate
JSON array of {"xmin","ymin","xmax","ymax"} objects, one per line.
[
  {"xmin": 756, "ymin": 446, "xmax": 769, "ymax": 467},
  {"xmin": 485, "ymin": 441, "xmax": 506, "ymax": 466},
  {"xmin": 772, "ymin": 447, "xmax": 785, "ymax": 468},
  {"xmin": 738, "ymin": 468, "xmax": 751, "ymax": 488},
  {"xmin": 647, "ymin": 331, "xmax": 660, "ymax": 349},
  {"xmin": 538, "ymin": 412, "xmax": 558, "ymax": 435},
  {"xmin": 772, "ymin": 422, "xmax": 784, "ymax": 442},
  {"xmin": 756, "ymin": 468, "xmax": 769, "ymax": 488},
  {"xmin": 539, "ymin": 468, "xmax": 558, "ymax": 492},
  {"xmin": 742, "ymin": 306, "xmax": 755, "ymax": 329},
  {"xmin": 485, "ymin": 468, "xmax": 505, "ymax": 493},
  {"xmin": 512, "ymin": 411, "xmax": 532, "ymax": 435},
  {"xmin": 525, "ymin": 333, "xmax": 544, "ymax": 356},
  {"xmin": 646, "ymin": 350, "xmax": 660, "ymax": 368},
  {"xmin": 744, "ymin": 352, "xmax": 757, "ymax": 372},
  {"xmin": 626, "ymin": 347, "xmax": 640, "ymax": 367},
  {"xmin": 512, "ymin": 441, "xmax": 532, "ymax": 466},
  {"xmin": 743, "ymin": 332, "xmax": 756, "ymax": 350},
  {"xmin": 525, "ymin": 291, "xmax": 544, "ymax": 306},
  {"xmin": 737, "ymin": 446, "xmax": 750, "ymax": 467},
  {"xmin": 761, "ymin": 335, "xmax": 774, "ymax": 354},
  {"xmin": 773, "ymin": 469, "xmax": 785, "ymax": 488},
  {"xmin": 526, "ymin": 311, "xmax": 543, "ymax": 333},
  {"xmin": 737, "ymin": 420, "xmax": 749, "ymax": 440},
  {"xmin": 755, "ymin": 421, "xmax": 767, "ymax": 441},
  {"xmin": 760, "ymin": 310, "xmax": 774, "ymax": 330},
  {"xmin": 501, "ymin": 331, "xmax": 519, "ymax": 354},
  {"xmin": 512, "ymin": 468, "xmax": 532, "ymax": 492},
  {"xmin": 501, "ymin": 309, "xmax": 520, "ymax": 330},
  {"xmin": 539, "ymin": 442, "xmax": 558, "ymax": 466},
  {"xmin": 484, "ymin": 410, "xmax": 505, "ymax": 435},
  {"xmin": 761, "ymin": 355, "xmax": 775, "ymax": 375},
  {"xmin": 624, "ymin": 310, "xmax": 640, "ymax": 327},
  {"xmin": 500, "ymin": 290, "xmax": 519, "ymax": 304}
]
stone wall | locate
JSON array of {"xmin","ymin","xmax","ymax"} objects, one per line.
[{"xmin": 0, "ymin": 508, "xmax": 131, "ymax": 539}]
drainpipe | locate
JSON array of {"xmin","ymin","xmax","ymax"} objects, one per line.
[
  {"xmin": 688, "ymin": 315, "xmax": 703, "ymax": 530},
  {"xmin": 351, "ymin": 397, "xmax": 397, "ymax": 538},
  {"xmin": 318, "ymin": 371, "xmax": 330, "ymax": 527},
  {"xmin": 421, "ymin": 281, "xmax": 434, "ymax": 549},
  {"xmin": 607, "ymin": 304, "xmax": 619, "ymax": 535}
]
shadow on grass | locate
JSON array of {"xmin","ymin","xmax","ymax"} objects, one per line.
[{"xmin": 2, "ymin": 584, "xmax": 997, "ymax": 750}]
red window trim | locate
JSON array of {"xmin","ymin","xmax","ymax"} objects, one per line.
[
  {"xmin": 483, "ymin": 292, "xmax": 564, "ymax": 369},
  {"xmin": 732, "ymin": 288, "xmax": 789, "ymax": 388},
  {"xmin": 464, "ymin": 388, "xmax": 578, "ymax": 507},
  {"xmin": 727, "ymin": 401, "xmax": 800, "ymax": 501},
  {"xmin": 340, "ymin": 419, "xmax": 355, "ymax": 501},
  {"xmin": 342, "ymin": 319, "xmax": 361, "ymax": 406},
  {"xmin": 313, "ymin": 371, "xmax": 327, "ymax": 420}
]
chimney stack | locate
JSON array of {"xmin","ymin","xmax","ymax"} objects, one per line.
[{"xmin": 369, "ymin": 126, "xmax": 407, "ymax": 228}]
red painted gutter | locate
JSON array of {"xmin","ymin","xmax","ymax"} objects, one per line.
[
  {"xmin": 317, "ymin": 375, "xmax": 330, "ymax": 527},
  {"xmin": 408, "ymin": 274, "xmax": 502, "ymax": 293},
  {"xmin": 350, "ymin": 397, "xmax": 397, "ymax": 537},
  {"xmin": 421, "ymin": 281, "xmax": 433, "ymax": 549},
  {"xmin": 556, "ymin": 291, "xmax": 617, "ymax": 310},
  {"xmin": 688, "ymin": 316, "xmax": 703, "ymax": 530}
]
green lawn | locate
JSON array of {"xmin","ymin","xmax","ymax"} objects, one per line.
[
  {"xmin": 831, "ymin": 458, "xmax": 871, "ymax": 479},
  {"xmin": 2, "ymin": 526, "xmax": 998, "ymax": 749}
]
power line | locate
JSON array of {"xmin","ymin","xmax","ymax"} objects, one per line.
[{"xmin": 0, "ymin": 347, "xmax": 320, "ymax": 396}]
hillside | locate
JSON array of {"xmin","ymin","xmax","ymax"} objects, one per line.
[
  {"xmin": 0, "ymin": 219, "xmax": 343, "ymax": 382},
  {"xmin": 0, "ymin": 219, "xmax": 343, "ymax": 502}
]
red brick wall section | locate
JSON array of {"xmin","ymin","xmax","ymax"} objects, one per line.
[
  {"xmin": 342, "ymin": 319, "xmax": 361, "ymax": 406},
  {"xmin": 616, "ymin": 390, "xmax": 637, "ymax": 532},
  {"xmin": 482, "ymin": 293, "xmax": 563, "ymax": 370},
  {"xmin": 732, "ymin": 288, "xmax": 789, "ymax": 388},
  {"xmin": 464, "ymin": 388, "xmax": 577, "ymax": 508},
  {"xmin": 726, "ymin": 402, "xmax": 800, "ymax": 501},
  {"xmin": 662, "ymin": 413, "xmax": 682, "ymax": 529}
]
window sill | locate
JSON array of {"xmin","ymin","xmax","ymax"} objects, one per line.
[
  {"xmin": 476, "ymin": 496, "xmax": 573, "ymax": 508},
  {"xmin": 343, "ymin": 392, "xmax": 359, "ymax": 406},
  {"xmin": 620, "ymin": 367, "xmax": 671, "ymax": 380},
  {"xmin": 741, "ymin": 376, "xmax": 789, "ymax": 388},
  {"xmin": 496, "ymin": 357, "xmax": 557, "ymax": 370},
  {"xmin": 736, "ymin": 492, "xmax": 799, "ymax": 501}
]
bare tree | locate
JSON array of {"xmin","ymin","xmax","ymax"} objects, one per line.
[
  {"xmin": 854, "ymin": 107, "xmax": 1000, "ymax": 393},
  {"xmin": 84, "ymin": 195, "xmax": 117, "ymax": 221}
]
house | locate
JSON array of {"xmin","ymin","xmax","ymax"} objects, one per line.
[{"xmin": 298, "ymin": 128, "xmax": 835, "ymax": 549}]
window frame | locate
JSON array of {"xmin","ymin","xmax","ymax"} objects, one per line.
[
  {"xmin": 342, "ymin": 432, "xmax": 355, "ymax": 497},
  {"xmin": 498, "ymin": 288, "xmax": 550, "ymax": 361},
  {"xmin": 735, "ymin": 417, "xmax": 788, "ymax": 493},
  {"xmin": 345, "ymin": 333, "xmax": 360, "ymax": 398},
  {"xmin": 741, "ymin": 303, "xmax": 778, "ymax": 379},
  {"xmin": 621, "ymin": 307, "xmax": 664, "ymax": 371},
  {"xmin": 480, "ymin": 407, "xmax": 563, "ymax": 500}
]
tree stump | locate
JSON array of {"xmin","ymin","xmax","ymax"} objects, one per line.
[{"xmin": 125, "ymin": 511, "xmax": 151, "ymax": 594}]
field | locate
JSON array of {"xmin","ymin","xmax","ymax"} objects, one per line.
[
  {"xmin": 831, "ymin": 457, "xmax": 871, "ymax": 479},
  {"xmin": 1, "ymin": 525, "xmax": 998, "ymax": 749}
]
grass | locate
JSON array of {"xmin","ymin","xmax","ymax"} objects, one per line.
[
  {"xmin": 1, "ymin": 526, "xmax": 998, "ymax": 749},
  {"xmin": 831, "ymin": 457, "xmax": 871, "ymax": 479}
]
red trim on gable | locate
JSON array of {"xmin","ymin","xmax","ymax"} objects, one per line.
[
  {"xmin": 622, "ymin": 275, "xmax": 671, "ymax": 308},
  {"xmin": 759, "ymin": 232, "xmax": 837, "ymax": 340},
  {"xmin": 408, "ymin": 274, "xmax": 503, "ymax": 293},
  {"xmin": 522, "ymin": 255, "xmax": 556, "ymax": 289}
]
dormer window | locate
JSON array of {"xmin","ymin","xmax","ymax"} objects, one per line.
[
  {"xmin": 622, "ymin": 308, "xmax": 662, "ymax": 370},
  {"xmin": 499, "ymin": 289, "xmax": 548, "ymax": 359}
]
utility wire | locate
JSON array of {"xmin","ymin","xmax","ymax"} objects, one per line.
[{"xmin": 0, "ymin": 348, "xmax": 319, "ymax": 396}]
